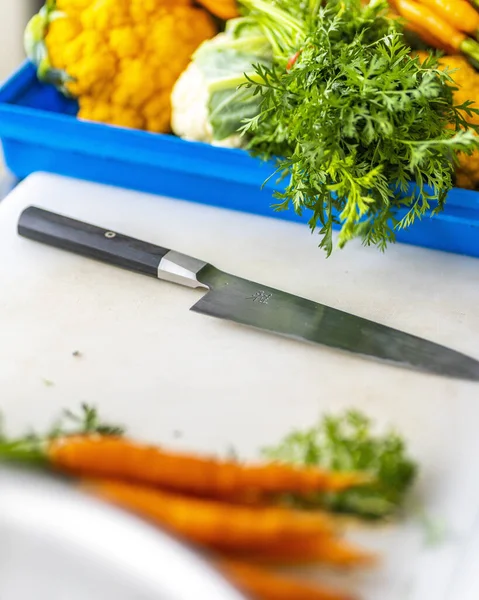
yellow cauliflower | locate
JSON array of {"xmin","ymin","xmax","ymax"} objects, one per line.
[
  {"xmin": 25, "ymin": 0, "xmax": 219, "ymax": 133},
  {"xmin": 436, "ymin": 56, "xmax": 479, "ymax": 189},
  {"xmin": 415, "ymin": 52, "xmax": 479, "ymax": 189}
]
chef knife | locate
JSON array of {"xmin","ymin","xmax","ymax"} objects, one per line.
[{"xmin": 17, "ymin": 206, "xmax": 479, "ymax": 382}]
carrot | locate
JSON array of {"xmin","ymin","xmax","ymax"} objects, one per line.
[
  {"xmin": 287, "ymin": 50, "xmax": 303, "ymax": 71},
  {"xmin": 196, "ymin": 0, "xmax": 240, "ymax": 20},
  {"xmin": 217, "ymin": 559, "xmax": 357, "ymax": 600},
  {"xmin": 83, "ymin": 479, "xmax": 338, "ymax": 552},
  {"xmin": 388, "ymin": 5, "xmax": 454, "ymax": 52},
  {"xmin": 44, "ymin": 435, "xmax": 371, "ymax": 498},
  {"xmin": 227, "ymin": 536, "xmax": 377, "ymax": 568},
  {"xmin": 405, "ymin": 20, "xmax": 455, "ymax": 52},
  {"xmin": 417, "ymin": 0, "xmax": 479, "ymax": 37},
  {"xmin": 394, "ymin": 0, "xmax": 479, "ymax": 62},
  {"xmin": 395, "ymin": 0, "xmax": 465, "ymax": 47}
]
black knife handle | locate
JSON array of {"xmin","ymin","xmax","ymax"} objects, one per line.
[{"xmin": 18, "ymin": 206, "xmax": 170, "ymax": 278}]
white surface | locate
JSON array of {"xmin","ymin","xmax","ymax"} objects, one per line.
[{"xmin": 0, "ymin": 172, "xmax": 479, "ymax": 599}]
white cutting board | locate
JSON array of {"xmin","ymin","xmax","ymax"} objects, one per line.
[{"xmin": 1, "ymin": 172, "xmax": 479, "ymax": 600}]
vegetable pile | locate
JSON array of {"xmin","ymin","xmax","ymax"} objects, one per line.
[
  {"xmin": 24, "ymin": 0, "xmax": 479, "ymax": 254},
  {"xmin": 240, "ymin": 0, "xmax": 479, "ymax": 253},
  {"xmin": 0, "ymin": 405, "xmax": 418, "ymax": 600}
]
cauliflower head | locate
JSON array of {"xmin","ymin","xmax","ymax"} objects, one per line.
[
  {"xmin": 415, "ymin": 52, "xmax": 479, "ymax": 189},
  {"xmin": 171, "ymin": 51, "xmax": 244, "ymax": 149},
  {"xmin": 436, "ymin": 56, "xmax": 479, "ymax": 189},
  {"xmin": 25, "ymin": 0, "xmax": 218, "ymax": 133},
  {"xmin": 170, "ymin": 25, "xmax": 273, "ymax": 149}
]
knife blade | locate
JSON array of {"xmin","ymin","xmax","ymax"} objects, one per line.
[{"xmin": 17, "ymin": 206, "xmax": 479, "ymax": 382}]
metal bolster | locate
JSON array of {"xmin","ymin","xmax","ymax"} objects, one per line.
[{"xmin": 157, "ymin": 251, "xmax": 209, "ymax": 289}]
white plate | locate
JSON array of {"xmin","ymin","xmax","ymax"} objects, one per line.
[
  {"xmin": 0, "ymin": 173, "xmax": 479, "ymax": 600},
  {"xmin": 0, "ymin": 466, "xmax": 246, "ymax": 600}
]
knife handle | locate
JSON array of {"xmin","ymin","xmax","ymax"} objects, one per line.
[
  {"xmin": 18, "ymin": 206, "xmax": 210, "ymax": 289},
  {"xmin": 18, "ymin": 206, "xmax": 170, "ymax": 278}
]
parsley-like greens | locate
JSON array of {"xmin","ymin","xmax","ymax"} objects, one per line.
[
  {"xmin": 239, "ymin": 0, "xmax": 479, "ymax": 254},
  {"xmin": 0, "ymin": 404, "xmax": 124, "ymax": 465},
  {"xmin": 262, "ymin": 409, "xmax": 418, "ymax": 520}
]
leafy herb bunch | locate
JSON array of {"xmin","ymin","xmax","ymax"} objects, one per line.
[
  {"xmin": 241, "ymin": 0, "xmax": 479, "ymax": 254},
  {"xmin": 262, "ymin": 409, "xmax": 418, "ymax": 520}
]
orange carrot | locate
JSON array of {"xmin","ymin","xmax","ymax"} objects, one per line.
[
  {"xmin": 217, "ymin": 559, "xmax": 357, "ymax": 600},
  {"xmin": 388, "ymin": 6, "xmax": 454, "ymax": 52},
  {"xmin": 46, "ymin": 435, "xmax": 370, "ymax": 498},
  {"xmin": 417, "ymin": 0, "xmax": 479, "ymax": 37},
  {"xmin": 394, "ymin": 0, "xmax": 479, "ymax": 61},
  {"xmin": 405, "ymin": 19, "xmax": 455, "ymax": 52},
  {"xmin": 196, "ymin": 0, "xmax": 240, "ymax": 20},
  {"xmin": 83, "ymin": 479, "xmax": 337, "ymax": 552},
  {"xmin": 228, "ymin": 536, "xmax": 377, "ymax": 568},
  {"xmin": 395, "ymin": 0, "xmax": 465, "ymax": 48}
]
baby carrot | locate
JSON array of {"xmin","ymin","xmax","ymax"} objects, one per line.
[
  {"xmin": 227, "ymin": 536, "xmax": 377, "ymax": 568},
  {"xmin": 44, "ymin": 434, "xmax": 371, "ymax": 498},
  {"xmin": 389, "ymin": 5, "xmax": 455, "ymax": 53},
  {"xmin": 217, "ymin": 559, "xmax": 357, "ymax": 600},
  {"xmin": 417, "ymin": 0, "xmax": 479, "ymax": 37},
  {"xmin": 395, "ymin": 0, "xmax": 479, "ymax": 62},
  {"xmin": 83, "ymin": 479, "xmax": 337, "ymax": 552},
  {"xmin": 405, "ymin": 19, "xmax": 455, "ymax": 52}
]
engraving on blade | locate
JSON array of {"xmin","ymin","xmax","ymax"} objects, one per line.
[
  {"xmin": 192, "ymin": 268, "xmax": 479, "ymax": 381},
  {"xmin": 247, "ymin": 291, "xmax": 273, "ymax": 304}
]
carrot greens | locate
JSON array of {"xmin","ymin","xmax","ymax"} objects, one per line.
[
  {"xmin": 239, "ymin": 0, "xmax": 479, "ymax": 254},
  {"xmin": 0, "ymin": 404, "xmax": 124, "ymax": 464},
  {"xmin": 262, "ymin": 410, "xmax": 418, "ymax": 520}
]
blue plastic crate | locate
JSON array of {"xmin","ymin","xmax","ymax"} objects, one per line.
[{"xmin": 0, "ymin": 60, "xmax": 478, "ymax": 258}]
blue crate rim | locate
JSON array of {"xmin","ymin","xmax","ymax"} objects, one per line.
[
  {"xmin": 1, "ymin": 62, "xmax": 479, "ymax": 205},
  {"xmin": 0, "ymin": 59, "xmax": 478, "ymax": 265}
]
